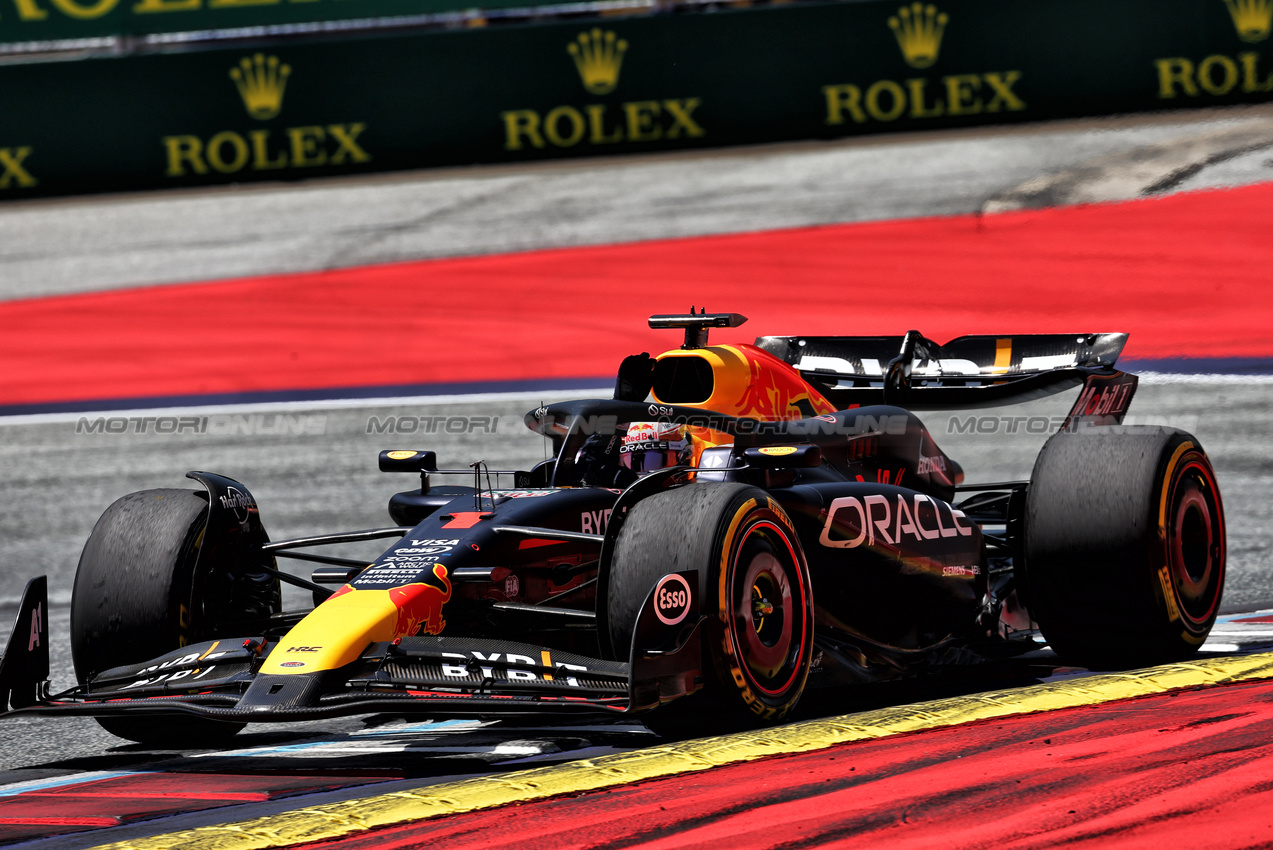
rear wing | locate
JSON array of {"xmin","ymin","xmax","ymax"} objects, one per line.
[{"xmin": 756, "ymin": 331, "xmax": 1135, "ymax": 413}]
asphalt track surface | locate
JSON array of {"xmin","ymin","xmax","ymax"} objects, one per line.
[
  {"xmin": 5, "ymin": 179, "xmax": 1273, "ymax": 411},
  {"xmin": 0, "ymin": 104, "xmax": 1271, "ymax": 845},
  {"xmin": 2, "ymin": 103, "xmax": 1272, "ymax": 302}
]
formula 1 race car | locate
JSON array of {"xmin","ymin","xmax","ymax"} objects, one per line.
[{"xmin": 0, "ymin": 312, "xmax": 1226, "ymax": 743}]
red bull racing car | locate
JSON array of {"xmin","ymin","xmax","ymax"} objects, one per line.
[{"xmin": 0, "ymin": 312, "xmax": 1226, "ymax": 743}]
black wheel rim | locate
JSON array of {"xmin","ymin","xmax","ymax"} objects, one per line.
[
  {"xmin": 729, "ymin": 519, "xmax": 808, "ymax": 697},
  {"xmin": 1166, "ymin": 456, "xmax": 1224, "ymax": 628}
]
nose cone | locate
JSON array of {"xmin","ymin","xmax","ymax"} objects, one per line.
[{"xmin": 259, "ymin": 566, "xmax": 452, "ymax": 675}]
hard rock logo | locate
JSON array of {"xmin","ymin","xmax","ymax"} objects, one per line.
[
  {"xmin": 1223, "ymin": 0, "xmax": 1273, "ymax": 42},
  {"xmin": 568, "ymin": 28, "xmax": 628, "ymax": 94},
  {"xmin": 230, "ymin": 53, "xmax": 291, "ymax": 120},
  {"xmin": 889, "ymin": 3, "xmax": 948, "ymax": 69}
]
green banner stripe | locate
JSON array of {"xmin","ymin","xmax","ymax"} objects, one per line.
[{"xmin": 2, "ymin": 0, "xmax": 1271, "ymax": 198}]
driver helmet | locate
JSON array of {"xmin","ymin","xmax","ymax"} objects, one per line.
[{"xmin": 619, "ymin": 421, "xmax": 692, "ymax": 475}]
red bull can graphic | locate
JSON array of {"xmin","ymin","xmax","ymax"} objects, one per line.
[
  {"xmin": 389, "ymin": 564, "xmax": 453, "ymax": 637},
  {"xmin": 260, "ymin": 564, "xmax": 454, "ymax": 674}
]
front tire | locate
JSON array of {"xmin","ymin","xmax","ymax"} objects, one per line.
[
  {"xmin": 1024, "ymin": 427, "xmax": 1225, "ymax": 668},
  {"xmin": 608, "ymin": 483, "xmax": 815, "ymax": 725},
  {"xmin": 71, "ymin": 489, "xmax": 247, "ymax": 745}
]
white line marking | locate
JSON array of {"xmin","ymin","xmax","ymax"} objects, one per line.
[
  {"xmin": 0, "ymin": 770, "xmax": 152, "ymax": 797},
  {"xmin": 1138, "ymin": 373, "xmax": 1273, "ymax": 384},
  {"xmin": 352, "ymin": 719, "xmax": 483, "ymax": 736}
]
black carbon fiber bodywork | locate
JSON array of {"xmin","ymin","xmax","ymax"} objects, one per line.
[{"xmin": 1, "ymin": 316, "xmax": 1176, "ymax": 730}]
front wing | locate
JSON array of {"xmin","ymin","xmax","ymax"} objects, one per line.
[{"xmin": 0, "ymin": 575, "xmax": 706, "ymax": 723}]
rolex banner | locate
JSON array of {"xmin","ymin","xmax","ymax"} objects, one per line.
[{"xmin": 2, "ymin": 0, "xmax": 1272, "ymax": 198}]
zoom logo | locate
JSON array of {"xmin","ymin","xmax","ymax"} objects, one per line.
[{"xmin": 653, "ymin": 573, "xmax": 693, "ymax": 626}]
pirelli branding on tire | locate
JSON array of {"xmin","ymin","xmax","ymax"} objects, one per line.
[{"xmin": 1, "ymin": 0, "xmax": 1271, "ymax": 197}]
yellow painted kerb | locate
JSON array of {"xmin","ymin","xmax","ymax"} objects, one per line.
[{"xmin": 92, "ymin": 650, "xmax": 1273, "ymax": 850}]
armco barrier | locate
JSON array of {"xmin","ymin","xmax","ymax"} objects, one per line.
[{"xmin": 1, "ymin": 0, "xmax": 1272, "ymax": 199}]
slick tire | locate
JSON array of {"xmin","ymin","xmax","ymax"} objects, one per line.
[
  {"xmin": 71, "ymin": 489, "xmax": 246, "ymax": 746},
  {"xmin": 608, "ymin": 483, "xmax": 814, "ymax": 727},
  {"xmin": 1024, "ymin": 427, "xmax": 1225, "ymax": 669}
]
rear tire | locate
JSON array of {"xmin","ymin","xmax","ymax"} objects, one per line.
[
  {"xmin": 608, "ymin": 483, "xmax": 814, "ymax": 726},
  {"xmin": 1024, "ymin": 427, "xmax": 1225, "ymax": 668},
  {"xmin": 71, "ymin": 489, "xmax": 247, "ymax": 745}
]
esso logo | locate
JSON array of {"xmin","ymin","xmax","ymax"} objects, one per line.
[{"xmin": 654, "ymin": 573, "xmax": 692, "ymax": 626}]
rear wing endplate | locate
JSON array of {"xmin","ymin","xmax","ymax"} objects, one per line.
[{"xmin": 756, "ymin": 330, "xmax": 1133, "ymax": 410}]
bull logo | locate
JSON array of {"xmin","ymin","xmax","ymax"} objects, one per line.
[{"xmin": 389, "ymin": 564, "xmax": 453, "ymax": 636}]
